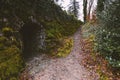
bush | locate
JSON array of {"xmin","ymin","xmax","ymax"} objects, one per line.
[
  {"xmin": 0, "ymin": 27, "xmax": 24, "ymax": 80},
  {"xmin": 0, "ymin": 46, "xmax": 23, "ymax": 80},
  {"xmin": 2, "ymin": 27, "xmax": 13, "ymax": 38},
  {"xmin": 56, "ymin": 38, "xmax": 73, "ymax": 57},
  {"xmin": 96, "ymin": 0, "xmax": 120, "ymax": 67}
]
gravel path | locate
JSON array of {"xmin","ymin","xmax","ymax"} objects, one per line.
[{"xmin": 26, "ymin": 28, "xmax": 99, "ymax": 80}]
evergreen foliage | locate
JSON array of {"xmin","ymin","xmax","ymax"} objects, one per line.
[{"xmin": 96, "ymin": 0, "xmax": 120, "ymax": 67}]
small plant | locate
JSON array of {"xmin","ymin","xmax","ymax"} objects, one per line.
[
  {"xmin": 0, "ymin": 27, "xmax": 24, "ymax": 80},
  {"xmin": 2, "ymin": 27, "xmax": 13, "ymax": 38},
  {"xmin": 56, "ymin": 38, "xmax": 73, "ymax": 57}
]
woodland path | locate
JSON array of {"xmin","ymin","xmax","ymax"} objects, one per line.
[{"xmin": 26, "ymin": 27, "xmax": 99, "ymax": 80}]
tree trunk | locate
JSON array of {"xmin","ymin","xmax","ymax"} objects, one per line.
[
  {"xmin": 83, "ymin": 0, "xmax": 87, "ymax": 23},
  {"xmin": 88, "ymin": 0, "xmax": 94, "ymax": 20}
]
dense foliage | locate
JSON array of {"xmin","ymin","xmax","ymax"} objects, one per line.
[
  {"xmin": 0, "ymin": 0, "xmax": 81, "ymax": 53},
  {"xmin": 0, "ymin": 0, "xmax": 82, "ymax": 79},
  {"xmin": 82, "ymin": 22, "xmax": 120, "ymax": 80},
  {"xmin": 96, "ymin": 0, "xmax": 120, "ymax": 67},
  {"xmin": 0, "ymin": 27, "xmax": 24, "ymax": 80},
  {"xmin": 0, "ymin": 0, "xmax": 81, "ymax": 29}
]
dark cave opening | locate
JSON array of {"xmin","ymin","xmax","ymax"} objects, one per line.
[{"xmin": 20, "ymin": 23, "xmax": 41, "ymax": 60}]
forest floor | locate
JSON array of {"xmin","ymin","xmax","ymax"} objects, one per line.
[{"xmin": 21, "ymin": 27, "xmax": 99, "ymax": 80}]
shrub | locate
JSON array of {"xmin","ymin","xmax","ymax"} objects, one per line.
[
  {"xmin": 56, "ymin": 38, "xmax": 73, "ymax": 57},
  {"xmin": 96, "ymin": 0, "xmax": 120, "ymax": 67},
  {"xmin": 0, "ymin": 27, "xmax": 24, "ymax": 80},
  {"xmin": 2, "ymin": 27, "xmax": 13, "ymax": 38},
  {"xmin": 0, "ymin": 46, "xmax": 24, "ymax": 80}
]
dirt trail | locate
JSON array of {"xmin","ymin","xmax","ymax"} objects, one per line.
[{"xmin": 26, "ymin": 28, "xmax": 99, "ymax": 80}]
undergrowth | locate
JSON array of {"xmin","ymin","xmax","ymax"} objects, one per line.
[
  {"xmin": 81, "ymin": 22, "xmax": 120, "ymax": 80},
  {"xmin": 44, "ymin": 20, "xmax": 80, "ymax": 57},
  {"xmin": 53, "ymin": 37, "xmax": 73, "ymax": 57},
  {"xmin": 0, "ymin": 27, "xmax": 24, "ymax": 80}
]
